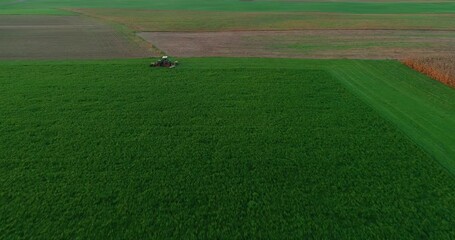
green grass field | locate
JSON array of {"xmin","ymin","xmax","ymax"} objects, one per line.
[
  {"xmin": 1, "ymin": 58, "xmax": 455, "ymax": 238},
  {"xmin": 2, "ymin": 0, "xmax": 455, "ymax": 238},
  {"xmin": 2, "ymin": 0, "xmax": 455, "ymax": 14},
  {"xmin": 179, "ymin": 58, "xmax": 455, "ymax": 173}
]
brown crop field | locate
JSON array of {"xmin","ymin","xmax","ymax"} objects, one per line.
[
  {"xmin": 0, "ymin": 15, "xmax": 151, "ymax": 60},
  {"xmin": 403, "ymin": 56, "xmax": 455, "ymax": 88},
  {"xmin": 138, "ymin": 30, "xmax": 455, "ymax": 59}
]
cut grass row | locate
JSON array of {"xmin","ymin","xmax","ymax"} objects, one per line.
[
  {"xmin": 1, "ymin": 58, "xmax": 455, "ymax": 238},
  {"xmin": 138, "ymin": 30, "xmax": 455, "ymax": 60},
  {"xmin": 74, "ymin": 9, "xmax": 455, "ymax": 32}
]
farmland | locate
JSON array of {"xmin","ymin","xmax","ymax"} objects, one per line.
[
  {"xmin": 404, "ymin": 56, "xmax": 455, "ymax": 88},
  {"xmin": 3, "ymin": 2, "xmax": 455, "ymax": 61},
  {"xmin": 139, "ymin": 30, "xmax": 455, "ymax": 59},
  {"xmin": 1, "ymin": 59, "xmax": 455, "ymax": 238},
  {"xmin": 72, "ymin": 8, "xmax": 455, "ymax": 61},
  {"xmin": 0, "ymin": 15, "xmax": 150, "ymax": 60},
  {"xmin": 1, "ymin": 0, "xmax": 455, "ymax": 238},
  {"xmin": 74, "ymin": 8, "xmax": 455, "ymax": 59},
  {"xmin": 2, "ymin": 0, "xmax": 455, "ymax": 14},
  {"xmin": 73, "ymin": 9, "xmax": 455, "ymax": 32}
]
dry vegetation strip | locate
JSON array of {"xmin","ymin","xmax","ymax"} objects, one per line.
[
  {"xmin": 0, "ymin": 15, "xmax": 150, "ymax": 60},
  {"xmin": 72, "ymin": 8, "xmax": 455, "ymax": 32},
  {"xmin": 403, "ymin": 56, "xmax": 455, "ymax": 88},
  {"xmin": 138, "ymin": 30, "xmax": 455, "ymax": 59}
]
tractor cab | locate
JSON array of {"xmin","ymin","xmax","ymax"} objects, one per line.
[{"xmin": 151, "ymin": 56, "xmax": 178, "ymax": 68}]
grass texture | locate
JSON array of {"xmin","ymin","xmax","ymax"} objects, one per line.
[
  {"xmin": 74, "ymin": 9, "xmax": 455, "ymax": 32},
  {"xmin": 180, "ymin": 58, "xmax": 455, "ymax": 173},
  {"xmin": 0, "ymin": 9, "xmax": 71, "ymax": 15},
  {"xmin": 2, "ymin": 0, "xmax": 455, "ymax": 14},
  {"xmin": 330, "ymin": 61, "xmax": 455, "ymax": 173},
  {"xmin": 1, "ymin": 59, "xmax": 455, "ymax": 238}
]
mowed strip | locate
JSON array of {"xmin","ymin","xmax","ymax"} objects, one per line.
[
  {"xmin": 74, "ymin": 9, "xmax": 455, "ymax": 32},
  {"xmin": 138, "ymin": 30, "xmax": 455, "ymax": 59},
  {"xmin": 329, "ymin": 60, "xmax": 455, "ymax": 174},
  {"xmin": 0, "ymin": 15, "xmax": 149, "ymax": 60}
]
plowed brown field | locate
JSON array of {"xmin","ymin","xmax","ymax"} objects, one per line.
[
  {"xmin": 0, "ymin": 15, "xmax": 150, "ymax": 60},
  {"xmin": 138, "ymin": 30, "xmax": 455, "ymax": 59}
]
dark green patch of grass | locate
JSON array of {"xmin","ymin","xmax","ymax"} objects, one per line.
[
  {"xmin": 1, "ymin": 62, "xmax": 455, "ymax": 238},
  {"xmin": 3, "ymin": 0, "xmax": 455, "ymax": 14}
]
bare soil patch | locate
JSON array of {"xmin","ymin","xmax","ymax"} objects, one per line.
[
  {"xmin": 138, "ymin": 30, "xmax": 455, "ymax": 59},
  {"xmin": 0, "ymin": 15, "xmax": 151, "ymax": 60}
]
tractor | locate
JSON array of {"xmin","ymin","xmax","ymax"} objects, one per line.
[{"xmin": 150, "ymin": 56, "xmax": 178, "ymax": 68}]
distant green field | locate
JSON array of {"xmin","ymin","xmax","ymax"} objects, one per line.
[
  {"xmin": 2, "ymin": 0, "xmax": 455, "ymax": 14},
  {"xmin": 1, "ymin": 58, "xmax": 455, "ymax": 238}
]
